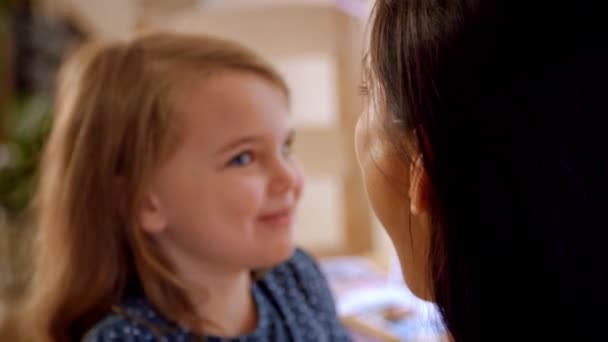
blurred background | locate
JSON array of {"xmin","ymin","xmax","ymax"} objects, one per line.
[{"xmin": 0, "ymin": 1, "xmax": 445, "ymax": 340}]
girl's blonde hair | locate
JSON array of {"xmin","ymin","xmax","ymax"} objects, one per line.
[{"xmin": 20, "ymin": 32, "xmax": 288, "ymax": 341}]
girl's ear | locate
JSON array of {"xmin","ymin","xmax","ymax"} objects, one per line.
[{"xmin": 139, "ymin": 191, "xmax": 168, "ymax": 234}]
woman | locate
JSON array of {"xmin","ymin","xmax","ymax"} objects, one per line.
[{"xmin": 356, "ymin": 1, "xmax": 607, "ymax": 340}]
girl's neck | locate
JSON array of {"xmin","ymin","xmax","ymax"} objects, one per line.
[{"xmin": 182, "ymin": 266, "xmax": 258, "ymax": 337}]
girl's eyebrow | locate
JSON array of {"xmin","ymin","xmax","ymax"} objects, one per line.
[
  {"xmin": 217, "ymin": 129, "xmax": 295, "ymax": 155},
  {"xmin": 217, "ymin": 135, "xmax": 264, "ymax": 155}
]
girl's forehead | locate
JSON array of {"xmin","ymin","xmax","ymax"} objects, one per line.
[{"xmin": 170, "ymin": 72, "xmax": 290, "ymax": 148}]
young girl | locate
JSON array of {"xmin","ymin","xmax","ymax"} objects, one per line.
[{"xmin": 20, "ymin": 32, "xmax": 351, "ymax": 342}]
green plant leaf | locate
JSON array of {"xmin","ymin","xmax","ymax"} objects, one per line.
[{"xmin": 0, "ymin": 96, "xmax": 52, "ymax": 220}]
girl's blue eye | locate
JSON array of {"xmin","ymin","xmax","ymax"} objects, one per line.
[{"xmin": 229, "ymin": 152, "xmax": 254, "ymax": 167}]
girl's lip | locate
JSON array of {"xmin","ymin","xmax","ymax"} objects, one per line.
[
  {"xmin": 257, "ymin": 207, "xmax": 295, "ymax": 230},
  {"xmin": 258, "ymin": 207, "xmax": 293, "ymax": 221}
]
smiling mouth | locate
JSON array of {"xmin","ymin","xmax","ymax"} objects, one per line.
[{"xmin": 257, "ymin": 208, "xmax": 294, "ymax": 228}]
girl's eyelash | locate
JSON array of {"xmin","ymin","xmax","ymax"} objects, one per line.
[
  {"xmin": 227, "ymin": 134, "xmax": 295, "ymax": 167},
  {"xmin": 228, "ymin": 151, "xmax": 254, "ymax": 167},
  {"xmin": 285, "ymin": 135, "xmax": 294, "ymax": 147},
  {"xmin": 280, "ymin": 132, "xmax": 295, "ymax": 157}
]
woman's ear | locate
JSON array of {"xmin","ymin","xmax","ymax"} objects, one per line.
[{"xmin": 409, "ymin": 155, "xmax": 430, "ymax": 215}]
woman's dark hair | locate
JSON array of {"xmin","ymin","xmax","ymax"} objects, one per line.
[{"xmin": 367, "ymin": 0, "xmax": 608, "ymax": 340}]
